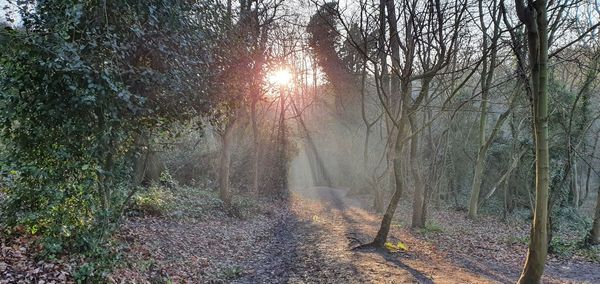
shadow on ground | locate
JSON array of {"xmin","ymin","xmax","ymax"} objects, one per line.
[{"xmin": 233, "ymin": 193, "xmax": 368, "ymax": 283}]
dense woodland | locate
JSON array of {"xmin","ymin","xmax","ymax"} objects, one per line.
[{"xmin": 1, "ymin": 0, "xmax": 600, "ymax": 283}]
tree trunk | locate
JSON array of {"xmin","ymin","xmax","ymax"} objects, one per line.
[
  {"xmin": 374, "ymin": 185, "xmax": 385, "ymax": 213},
  {"xmin": 372, "ymin": 127, "xmax": 406, "ymax": 247},
  {"xmin": 277, "ymin": 88, "xmax": 288, "ymax": 193},
  {"xmin": 468, "ymin": 0, "xmax": 502, "ymax": 219},
  {"xmin": 572, "ymin": 160, "xmax": 580, "ymax": 208},
  {"xmin": 369, "ymin": 0, "xmax": 405, "ymax": 248},
  {"xmin": 584, "ymin": 164, "xmax": 592, "ymax": 202},
  {"xmin": 410, "ymin": 76, "xmax": 432, "ymax": 228},
  {"xmin": 410, "ymin": 126, "xmax": 425, "ymax": 228},
  {"xmin": 588, "ymin": 185, "xmax": 600, "ymax": 244},
  {"xmin": 218, "ymin": 123, "xmax": 233, "ymax": 208},
  {"xmin": 371, "ymin": 72, "xmax": 409, "ymax": 246},
  {"xmin": 409, "ymin": 110, "xmax": 426, "ymax": 228},
  {"xmin": 468, "ymin": 152, "xmax": 486, "ymax": 218},
  {"xmin": 251, "ymin": 100, "xmax": 260, "ymax": 194},
  {"xmin": 502, "ymin": 180, "xmax": 510, "ymax": 220},
  {"xmin": 516, "ymin": 0, "xmax": 550, "ymax": 282},
  {"xmin": 585, "ymin": 133, "xmax": 599, "ymax": 200},
  {"xmin": 132, "ymin": 132, "xmax": 150, "ymax": 186}
]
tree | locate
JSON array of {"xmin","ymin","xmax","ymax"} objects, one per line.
[
  {"xmin": 514, "ymin": 0, "xmax": 551, "ymax": 282},
  {"xmin": 371, "ymin": 0, "xmax": 465, "ymax": 241},
  {"xmin": 467, "ymin": 0, "xmax": 506, "ymax": 219}
]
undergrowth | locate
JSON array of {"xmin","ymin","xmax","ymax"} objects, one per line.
[
  {"xmin": 132, "ymin": 185, "xmax": 175, "ymax": 216},
  {"xmin": 128, "ymin": 184, "xmax": 265, "ymax": 220},
  {"xmin": 417, "ymin": 221, "xmax": 444, "ymax": 235},
  {"xmin": 222, "ymin": 265, "xmax": 244, "ymax": 279}
]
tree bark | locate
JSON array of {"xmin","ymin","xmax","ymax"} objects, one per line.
[
  {"xmin": 468, "ymin": 152, "xmax": 486, "ymax": 218},
  {"xmin": 572, "ymin": 160, "xmax": 580, "ymax": 207},
  {"xmin": 585, "ymin": 133, "xmax": 599, "ymax": 200},
  {"xmin": 132, "ymin": 132, "xmax": 150, "ymax": 186}
]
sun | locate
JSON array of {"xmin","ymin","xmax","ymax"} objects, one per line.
[{"xmin": 268, "ymin": 68, "xmax": 293, "ymax": 86}]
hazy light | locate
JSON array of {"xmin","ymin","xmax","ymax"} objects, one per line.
[{"xmin": 268, "ymin": 68, "xmax": 292, "ymax": 86}]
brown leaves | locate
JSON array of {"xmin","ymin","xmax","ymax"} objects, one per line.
[
  {"xmin": 0, "ymin": 236, "xmax": 72, "ymax": 283},
  {"xmin": 110, "ymin": 198, "xmax": 289, "ymax": 283}
]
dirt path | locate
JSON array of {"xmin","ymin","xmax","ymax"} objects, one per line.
[
  {"xmin": 110, "ymin": 187, "xmax": 599, "ymax": 283},
  {"xmin": 233, "ymin": 186, "xmax": 496, "ymax": 283},
  {"xmin": 240, "ymin": 186, "xmax": 599, "ymax": 284}
]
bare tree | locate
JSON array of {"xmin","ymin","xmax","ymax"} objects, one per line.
[{"xmin": 514, "ymin": 0, "xmax": 550, "ymax": 282}]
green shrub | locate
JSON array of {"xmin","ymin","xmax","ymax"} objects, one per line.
[
  {"xmin": 132, "ymin": 186, "xmax": 174, "ymax": 216},
  {"xmin": 71, "ymin": 237, "xmax": 121, "ymax": 283},
  {"xmin": 548, "ymin": 237, "xmax": 580, "ymax": 257},
  {"xmin": 578, "ymin": 245, "xmax": 600, "ymax": 262}
]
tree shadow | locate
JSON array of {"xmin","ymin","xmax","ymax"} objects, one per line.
[
  {"xmin": 233, "ymin": 195, "xmax": 368, "ymax": 283},
  {"xmin": 446, "ymin": 254, "xmax": 516, "ymax": 284},
  {"xmin": 311, "ymin": 186, "xmax": 434, "ymax": 283},
  {"xmin": 356, "ymin": 247, "xmax": 435, "ymax": 284}
]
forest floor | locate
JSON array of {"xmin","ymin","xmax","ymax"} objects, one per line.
[
  {"xmin": 2, "ymin": 186, "xmax": 599, "ymax": 283},
  {"xmin": 109, "ymin": 186, "xmax": 599, "ymax": 283}
]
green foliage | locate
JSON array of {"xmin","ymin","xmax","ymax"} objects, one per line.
[
  {"xmin": 130, "ymin": 259, "xmax": 157, "ymax": 273},
  {"xmin": 164, "ymin": 186, "xmax": 264, "ymax": 220},
  {"xmin": 547, "ymin": 236, "xmax": 600, "ymax": 262},
  {"xmin": 1, "ymin": 9, "xmax": 137, "ymax": 252},
  {"xmin": 548, "ymin": 237, "xmax": 580, "ymax": 257},
  {"xmin": 132, "ymin": 185, "xmax": 174, "ymax": 216},
  {"xmin": 555, "ymin": 206, "xmax": 592, "ymax": 232},
  {"xmin": 578, "ymin": 245, "xmax": 600, "ymax": 262},
  {"xmin": 0, "ymin": 0, "xmax": 223, "ymax": 261},
  {"xmin": 71, "ymin": 238, "xmax": 121, "ymax": 282},
  {"xmin": 221, "ymin": 265, "xmax": 244, "ymax": 280},
  {"xmin": 160, "ymin": 170, "xmax": 178, "ymax": 189}
]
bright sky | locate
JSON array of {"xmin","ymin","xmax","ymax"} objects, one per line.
[{"xmin": 0, "ymin": 0, "xmax": 21, "ymax": 26}]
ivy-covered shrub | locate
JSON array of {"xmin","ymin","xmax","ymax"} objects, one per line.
[
  {"xmin": 0, "ymin": 21, "xmax": 138, "ymax": 252},
  {"xmin": 0, "ymin": 0, "xmax": 222, "ymax": 254}
]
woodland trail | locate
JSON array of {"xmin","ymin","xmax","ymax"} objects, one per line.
[
  {"xmin": 236, "ymin": 186, "xmax": 500, "ymax": 284},
  {"xmin": 110, "ymin": 186, "xmax": 599, "ymax": 283},
  {"xmin": 238, "ymin": 186, "xmax": 599, "ymax": 284}
]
